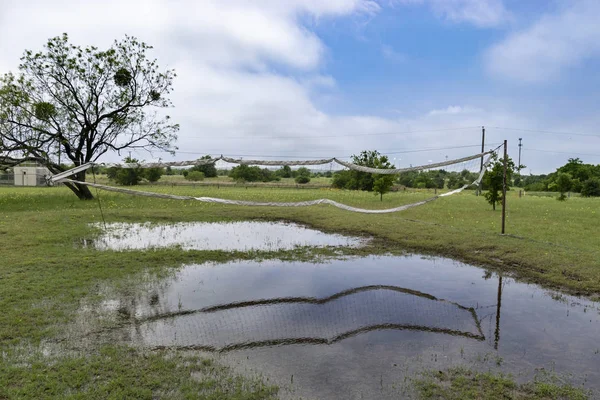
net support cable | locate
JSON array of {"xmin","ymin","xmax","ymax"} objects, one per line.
[
  {"xmin": 49, "ymin": 150, "xmax": 493, "ymax": 183},
  {"xmin": 53, "ymin": 151, "xmax": 495, "ymax": 214}
]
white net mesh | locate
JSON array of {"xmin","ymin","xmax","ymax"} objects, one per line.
[
  {"xmin": 51, "ymin": 148, "xmax": 499, "ymax": 213},
  {"xmin": 133, "ymin": 285, "xmax": 484, "ymax": 352}
]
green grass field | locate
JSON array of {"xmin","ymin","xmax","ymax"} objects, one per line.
[{"xmin": 0, "ymin": 184, "xmax": 598, "ymax": 399}]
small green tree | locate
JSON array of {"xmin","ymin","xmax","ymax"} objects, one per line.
[
  {"xmin": 349, "ymin": 150, "xmax": 384, "ymax": 191},
  {"xmin": 185, "ymin": 171, "xmax": 205, "ymax": 181},
  {"xmin": 331, "ymin": 150, "xmax": 395, "ymax": 197},
  {"xmin": 333, "ymin": 150, "xmax": 395, "ymax": 192},
  {"xmin": 145, "ymin": 167, "xmax": 164, "ymax": 183},
  {"xmin": 555, "ymin": 172, "xmax": 572, "ymax": 201},
  {"xmin": 373, "ymin": 174, "xmax": 395, "ymax": 201},
  {"xmin": 483, "ymin": 154, "xmax": 516, "ymax": 211}
]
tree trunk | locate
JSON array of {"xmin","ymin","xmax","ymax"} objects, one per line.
[
  {"xmin": 492, "ymin": 202, "xmax": 496, "ymax": 211},
  {"xmin": 74, "ymin": 182, "xmax": 95, "ymax": 200},
  {"xmin": 380, "ymin": 192, "xmax": 383, "ymax": 202},
  {"xmin": 63, "ymin": 171, "xmax": 95, "ymax": 200}
]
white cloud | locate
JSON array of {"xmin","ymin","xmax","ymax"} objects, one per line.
[
  {"xmin": 0, "ymin": 0, "xmax": 394, "ymax": 161},
  {"xmin": 381, "ymin": 44, "xmax": 407, "ymax": 63},
  {"xmin": 302, "ymin": 75, "xmax": 337, "ymax": 89},
  {"xmin": 428, "ymin": 106, "xmax": 482, "ymax": 116},
  {"xmin": 0, "ymin": 0, "xmax": 595, "ymax": 173},
  {"xmin": 485, "ymin": 0, "xmax": 600, "ymax": 83},
  {"xmin": 0, "ymin": 0, "xmax": 379, "ymax": 73},
  {"xmin": 394, "ymin": 0, "xmax": 510, "ymax": 27}
]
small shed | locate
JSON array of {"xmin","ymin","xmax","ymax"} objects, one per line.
[{"xmin": 13, "ymin": 165, "xmax": 50, "ymax": 186}]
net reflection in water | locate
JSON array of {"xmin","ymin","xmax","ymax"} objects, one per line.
[{"xmin": 133, "ymin": 286, "xmax": 484, "ymax": 351}]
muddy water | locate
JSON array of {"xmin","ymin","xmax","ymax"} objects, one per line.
[
  {"xmin": 90, "ymin": 221, "xmax": 364, "ymax": 251},
  {"xmin": 113, "ymin": 256, "xmax": 599, "ymax": 399}
]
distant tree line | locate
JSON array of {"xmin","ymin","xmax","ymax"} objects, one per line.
[
  {"xmin": 87, "ymin": 152, "xmax": 600, "ymax": 202},
  {"xmin": 518, "ymin": 158, "xmax": 600, "ymax": 197},
  {"xmin": 395, "ymin": 169, "xmax": 480, "ymax": 190}
]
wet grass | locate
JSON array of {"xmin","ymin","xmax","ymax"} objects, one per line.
[
  {"xmin": 4, "ymin": 184, "xmax": 598, "ymax": 291},
  {"xmin": 0, "ymin": 346, "xmax": 277, "ymax": 399},
  {"xmin": 414, "ymin": 367, "xmax": 589, "ymax": 400},
  {"xmin": 0, "ymin": 185, "xmax": 598, "ymax": 344},
  {"xmin": 0, "ymin": 185, "xmax": 598, "ymax": 399}
]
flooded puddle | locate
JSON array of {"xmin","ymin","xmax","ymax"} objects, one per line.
[
  {"xmin": 102, "ymin": 256, "xmax": 600, "ymax": 399},
  {"xmin": 90, "ymin": 221, "xmax": 364, "ymax": 251}
]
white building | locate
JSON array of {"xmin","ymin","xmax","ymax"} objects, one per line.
[{"xmin": 13, "ymin": 165, "xmax": 51, "ymax": 186}]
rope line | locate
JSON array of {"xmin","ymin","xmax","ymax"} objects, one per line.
[
  {"xmin": 57, "ymin": 153, "xmax": 493, "ymax": 214},
  {"xmin": 92, "ymin": 150, "xmax": 493, "ymax": 171}
]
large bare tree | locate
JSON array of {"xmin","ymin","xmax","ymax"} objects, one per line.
[{"xmin": 0, "ymin": 33, "xmax": 178, "ymax": 199}]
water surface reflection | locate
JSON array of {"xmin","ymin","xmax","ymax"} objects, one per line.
[
  {"xmin": 90, "ymin": 221, "xmax": 365, "ymax": 251},
  {"xmin": 114, "ymin": 256, "xmax": 598, "ymax": 399}
]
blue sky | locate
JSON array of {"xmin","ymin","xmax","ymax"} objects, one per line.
[{"xmin": 1, "ymin": 0, "xmax": 599, "ymax": 173}]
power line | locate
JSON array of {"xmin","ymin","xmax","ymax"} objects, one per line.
[
  {"xmin": 152, "ymin": 143, "xmax": 499, "ymax": 159},
  {"xmin": 185, "ymin": 126, "xmax": 482, "ymax": 140},
  {"xmin": 525, "ymin": 148, "xmax": 600, "ymax": 157},
  {"xmin": 382, "ymin": 143, "xmax": 502, "ymax": 155},
  {"xmin": 154, "ymin": 151, "xmax": 351, "ymax": 159},
  {"xmin": 492, "ymin": 126, "xmax": 600, "ymax": 138}
]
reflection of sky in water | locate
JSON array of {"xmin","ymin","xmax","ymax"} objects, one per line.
[
  {"xmin": 117, "ymin": 256, "xmax": 599, "ymax": 399},
  {"xmin": 91, "ymin": 221, "xmax": 364, "ymax": 251}
]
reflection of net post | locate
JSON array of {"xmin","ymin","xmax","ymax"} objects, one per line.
[{"xmin": 494, "ymin": 276, "xmax": 503, "ymax": 350}]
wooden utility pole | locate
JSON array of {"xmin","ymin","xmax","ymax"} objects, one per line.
[
  {"xmin": 501, "ymin": 140, "xmax": 507, "ymax": 234},
  {"xmin": 518, "ymin": 138, "xmax": 522, "ymax": 171},
  {"xmin": 478, "ymin": 126, "xmax": 485, "ymax": 196}
]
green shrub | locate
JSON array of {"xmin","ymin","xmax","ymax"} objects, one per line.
[
  {"xmin": 185, "ymin": 171, "xmax": 205, "ymax": 181},
  {"xmin": 144, "ymin": 167, "xmax": 164, "ymax": 183},
  {"xmin": 188, "ymin": 156, "xmax": 217, "ymax": 178},
  {"xmin": 295, "ymin": 175, "xmax": 310, "ymax": 184},
  {"xmin": 110, "ymin": 157, "xmax": 144, "ymax": 186},
  {"xmin": 332, "ymin": 170, "xmax": 352, "ymax": 189},
  {"xmin": 229, "ymin": 165, "xmax": 278, "ymax": 182},
  {"xmin": 581, "ymin": 178, "xmax": 600, "ymax": 197},
  {"xmin": 277, "ymin": 165, "xmax": 292, "ymax": 178},
  {"xmin": 114, "ymin": 168, "xmax": 143, "ymax": 186}
]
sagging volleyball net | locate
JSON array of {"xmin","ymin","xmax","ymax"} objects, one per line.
[{"xmin": 49, "ymin": 147, "xmax": 501, "ymax": 214}]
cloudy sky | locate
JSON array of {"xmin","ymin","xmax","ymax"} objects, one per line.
[{"xmin": 1, "ymin": 0, "xmax": 599, "ymax": 173}]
